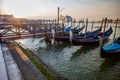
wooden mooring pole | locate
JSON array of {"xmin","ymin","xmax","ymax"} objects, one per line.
[
  {"xmin": 45, "ymin": 19, "xmax": 48, "ymax": 41},
  {"xmin": 54, "ymin": 19, "xmax": 57, "ymax": 32},
  {"xmin": 0, "ymin": 34, "xmax": 2, "ymax": 42},
  {"xmin": 82, "ymin": 19, "xmax": 84, "ymax": 27},
  {"xmin": 106, "ymin": 19, "xmax": 109, "ymax": 28},
  {"xmin": 84, "ymin": 18, "xmax": 88, "ymax": 38},
  {"xmin": 71, "ymin": 18, "xmax": 73, "ymax": 27},
  {"xmin": 78, "ymin": 20, "xmax": 81, "ymax": 28},
  {"xmin": 45, "ymin": 19, "xmax": 51, "ymax": 44},
  {"xmin": 62, "ymin": 19, "xmax": 64, "ymax": 36},
  {"xmin": 57, "ymin": 7, "xmax": 60, "ymax": 30},
  {"xmin": 113, "ymin": 18, "xmax": 118, "ymax": 41},
  {"xmin": 102, "ymin": 17, "xmax": 107, "ymax": 39},
  {"xmin": 91, "ymin": 21, "xmax": 94, "ymax": 31},
  {"xmin": 100, "ymin": 18, "xmax": 104, "ymax": 28}
]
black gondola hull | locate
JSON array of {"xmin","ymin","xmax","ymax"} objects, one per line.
[
  {"xmin": 72, "ymin": 38, "xmax": 99, "ymax": 45},
  {"xmin": 101, "ymin": 47, "xmax": 120, "ymax": 58}
]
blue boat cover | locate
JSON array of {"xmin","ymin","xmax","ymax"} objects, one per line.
[
  {"xmin": 79, "ymin": 32, "xmax": 84, "ymax": 36},
  {"xmin": 114, "ymin": 38, "xmax": 120, "ymax": 44},
  {"xmin": 71, "ymin": 26, "xmax": 78, "ymax": 31},
  {"xmin": 87, "ymin": 32, "xmax": 93, "ymax": 37},
  {"xmin": 103, "ymin": 43, "xmax": 120, "ymax": 51},
  {"xmin": 64, "ymin": 26, "xmax": 71, "ymax": 31}
]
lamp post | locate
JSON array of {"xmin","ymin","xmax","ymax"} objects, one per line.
[{"xmin": 57, "ymin": 7, "xmax": 65, "ymax": 27}]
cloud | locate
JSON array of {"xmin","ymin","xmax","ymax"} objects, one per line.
[
  {"xmin": 0, "ymin": 0, "xmax": 3, "ymax": 9},
  {"xmin": 1, "ymin": 0, "xmax": 120, "ymax": 20},
  {"xmin": 61, "ymin": 0, "xmax": 120, "ymax": 20}
]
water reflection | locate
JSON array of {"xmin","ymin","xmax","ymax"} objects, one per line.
[
  {"xmin": 71, "ymin": 45, "xmax": 99, "ymax": 60},
  {"xmin": 15, "ymin": 24, "xmax": 120, "ymax": 80},
  {"xmin": 38, "ymin": 43, "xmax": 71, "ymax": 52},
  {"xmin": 96, "ymin": 56, "xmax": 120, "ymax": 80},
  {"xmin": 100, "ymin": 56, "xmax": 120, "ymax": 71}
]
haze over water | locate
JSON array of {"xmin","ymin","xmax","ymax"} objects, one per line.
[{"xmin": 1, "ymin": 0, "xmax": 120, "ymax": 20}]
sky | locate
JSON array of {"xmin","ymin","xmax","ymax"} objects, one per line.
[{"xmin": 0, "ymin": 0, "xmax": 120, "ymax": 20}]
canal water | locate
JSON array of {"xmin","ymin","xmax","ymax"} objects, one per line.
[{"xmin": 16, "ymin": 23, "xmax": 120, "ymax": 80}]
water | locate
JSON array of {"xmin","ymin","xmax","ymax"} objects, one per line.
[{"xmin": 16, "ymin": 23, "xmax": 120, "ymax": 80}]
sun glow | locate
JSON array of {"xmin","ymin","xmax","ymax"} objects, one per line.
[{"xmin": 1, "ymin": 0, "xmax": 120, "ymax": 20}]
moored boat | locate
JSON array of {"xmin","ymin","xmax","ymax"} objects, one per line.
[
  {"xmin": 72, "ymin": 27, "xmax": 113, "ymax": 45},
  {"xmin": 100, "ymin": 37, "xmax": 120, "ymax": 58},
  {"xmin": 55, "ymin": 26, "xmax": 86, "ymax": 42},
  {"xmin": 55, "ymin": 26, "xmax": 101, "ymax": 42}
]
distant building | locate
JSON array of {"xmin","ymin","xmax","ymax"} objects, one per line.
[
  {"xmin": 112, "ymin": 19, "xmax": 120, "ymax": 23},
  {"xmin": 0, "ymin": 14, "xmax": 14, "ymax": 19},
  {"xmin": 0, "ymin": 14, "xmax": 28, "ymax": 24},
  {"xmin": 0, "ymin": 14, "xmax": 14, "ymax": 24}
]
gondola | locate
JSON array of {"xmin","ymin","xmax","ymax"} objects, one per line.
[
  {"xmin": 100, "ymin": 37, "xmax": 120, "ymax": 58},
  {"xmin": 75, "ymin": 27, "xmax": 101, "ymax": 39},
  {"xmin": 55, "ymin": 26, "xmax": 85, "ymax": 41},
  {"xmin": 55, "ymin": 26, "xmax": 101, "ymax": 42},
  {"xmin": 72, "ymin": 26, "xmax": 85, "ymax": 34},
  {"xmin": 72, "ymin": 27, "xmax": 113, "ymax": 45}
]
